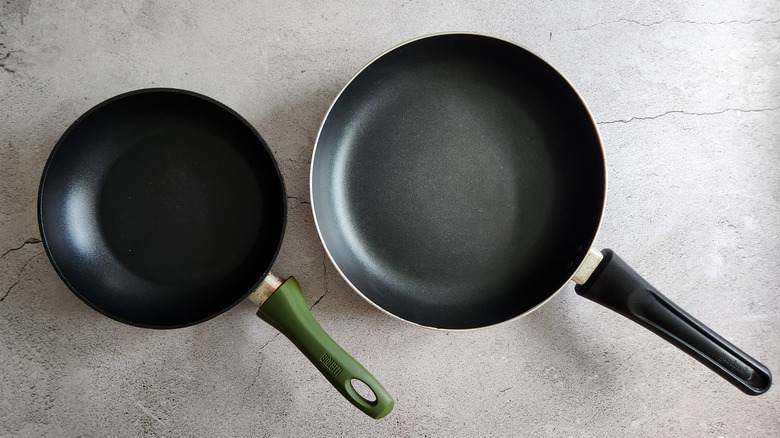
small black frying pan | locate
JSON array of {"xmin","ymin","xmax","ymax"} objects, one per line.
[
  {"xmin": 38, "ymin": 89, "xmax": 393, "ymax": 418},
  {"xmin": 311, "ymin": 33, "xmax": 771, "ymax": 395}
]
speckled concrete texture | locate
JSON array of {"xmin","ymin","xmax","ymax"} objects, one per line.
[{"xmin": 1, "ymin": 1, "xmax": 778, "ymax": 437}]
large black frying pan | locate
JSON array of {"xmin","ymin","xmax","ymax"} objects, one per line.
[
  {"xmin": 311, "ymin": 33, "xmax": 772, "ymax": 395},
  {"xmin": 38, "ymin": 89, "xmax": 393, "ymax": 418}
]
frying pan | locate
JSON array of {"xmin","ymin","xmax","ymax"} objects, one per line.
[
  {"xmin": 37, "ymin": 89, "xmax": 393, "ymax": 418},
  {"xmin": 311, "ymin": 33, "xmax": 772, "ymax": 395}
]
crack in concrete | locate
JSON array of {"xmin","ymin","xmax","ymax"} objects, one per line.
[
  {"xmin": 597, "ymin": 106, "xmax": 780, "ymax": 125},
  {"xmin": 258, "ymin": 332, "xmax": 282, "ymax": 351},
  {"xmin": 1, "ymin": 238, "xmax": 41, "ymax": 259},
  {"xmin": 117, "ymin": 0, "xmax": 135, "ymax": 28},
  {"xmin": 1, "ymin": 251, "xmax": 44, "ymax": 302},
  {"xmin": 566, "ymin": 17, "xmax": 780, "ymax": 32},
  {"xmin": 309, "ymin": 254, "xmax": 329, "ymax": 311},
  {"xmin": 310, "ymin": 292, "xmax": 327, "ymax": 310},
  {"xmin": 135, "ymin": 402, "xmax": 166, "ymax": 426},
  {"xmin": 1, "ymin": 0, "xmax": 32, "ymax": 26},
  {"xmin": 243, "ymin": 332, "xmax": 283, "ymax": 394},
  {"xmin": 286, "ymin": 196, "xmax": 310, "ymax": 208},
  {"xmin": 0, "ymin": 41, "xmax": 21, "ymax": 71}
]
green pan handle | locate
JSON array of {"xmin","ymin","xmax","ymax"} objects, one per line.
[{"xmin": 256, "ymin": 276, "xmax": 394, "ymax": 419}]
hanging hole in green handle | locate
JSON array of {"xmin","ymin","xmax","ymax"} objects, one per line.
[{"xmin": 350, "ymin": 378, "xmax": 377, "ymax": 403}]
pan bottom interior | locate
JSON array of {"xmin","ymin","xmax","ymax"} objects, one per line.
[
  {"xmin": 313, "ymin": 35, "xmax": 605, "ymax": 329},
  {"xmin": 328, "ymin": 93, "xmax": 566, "ymax": 328},
  {"xmin": 98, "ymin": 127, "xmax": 265, "ymax": 287}
]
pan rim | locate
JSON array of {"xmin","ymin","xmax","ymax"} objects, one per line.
[
  {"xmin": 37, "ymin": 87, "xmax": 288, "ymax": 329},
  {"xmin": 309, "ymin": 32, "xmax": 608, "ymax": 331}
]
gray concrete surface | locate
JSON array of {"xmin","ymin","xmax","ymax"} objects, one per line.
[{"xmin": 1, "ymin": 1, "xmax": 778, "ymax": 436}]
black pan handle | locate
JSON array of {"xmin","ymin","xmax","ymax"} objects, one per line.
[{"xmin": 574, "ymin": 249, "xmax": 771, "ymax": 395}]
